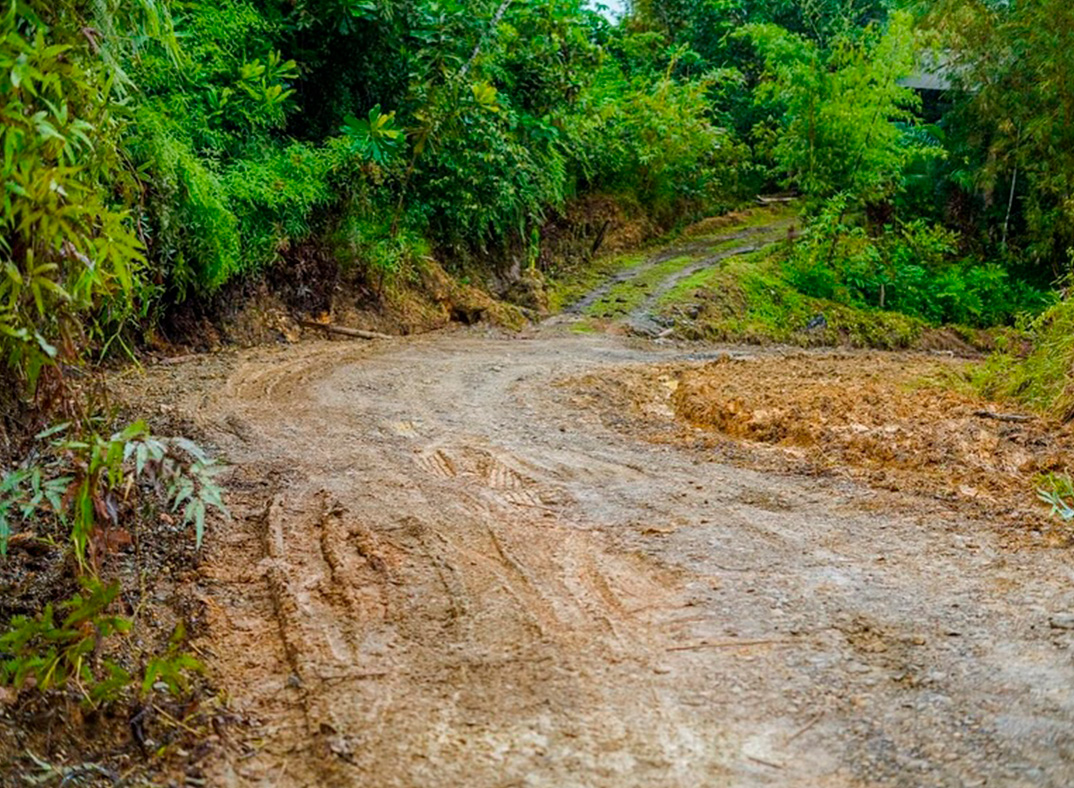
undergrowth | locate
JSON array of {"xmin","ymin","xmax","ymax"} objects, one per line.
[
  {"xmin": 0, "ymin": 415, "xmax": 228, "ymax": 737},
  {"xmin": 1039, "ymin": 474, "xmax": 1074, "ymax": 522},
  {"xmin": 649, "ymin": 198, "xmax": 1048, "ymax": 350},
  {"xmin": 977, "ymin": 299, "xmax": 1074, "ymax": 421},
  {"xmin": 783, "ymin": 197, "xmax": 1050, "ymax": 329},
  {"xmin": 660, "ymin": 244, "xmax": 930, "ymax": 348}
]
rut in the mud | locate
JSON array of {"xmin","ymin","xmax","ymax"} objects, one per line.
[{"xmin": 129, "ymin": 222, "xmax": 1074, "ymax": 788}]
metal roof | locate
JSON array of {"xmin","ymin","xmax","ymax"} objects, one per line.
[{"xmin": 899, "ymin": 51, "xmax": 961, "ymax": 92}]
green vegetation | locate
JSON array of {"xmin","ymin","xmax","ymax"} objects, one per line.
[
  {"xmin": 586, "ymin": 255, "xmax": 694, "ymax": 318},
  {"xmin": 657, "ymin": 244, "xmax": 927, "ymax": 349},
  {"xmin": 0, "ymin": 416, "xmax": 224, "ymax": 707},
  {"xmin": 1039, "ymin": 474, "xmax": 1074, "ymax": 523},
  {"xmin": 0, "ymin": 420, "xmax": 227, "ymax": 564},
  {"xmin": 632, "ymin": 0, "xmax": 1071, "ymax": 422},
  {"xmin": 547, "ymin": 251, "xmax": 647, "ymax": 314},
  {"xmin": 979, "ymin": 302, "xmax": 1074, "ymax": 421},
  {"xmin": 783, "ymin": 197, "xmax": 1049, "ymax": 328},
  {"xmin": 1, "ymin": 0, "xmax": 1068, "ymax": 396},
  {"xmin": 4, "ymin": 0, "xmax": 1060, "ymax": 401},
  {"xmin": 0, "ymin": 579, "xmax": 200, "ymax": 707}
]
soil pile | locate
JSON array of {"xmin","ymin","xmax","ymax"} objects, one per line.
[{"xmin": 575, "ymin": 352, "xmax": 1072, "ymax": 530}]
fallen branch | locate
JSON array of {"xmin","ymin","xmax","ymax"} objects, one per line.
[
  {"xmin": 786, "ymin": 712, "xmax": 823, "ymax": 743},
  {"xmin": 299, "ymin": 321, "xmax": 392, "ymax": 341},
  {"xmin": 973, "ymin": 410, "xmax": 1032, "ymax": 424},
  {"xmin": 667, "ymin": 638, "xmax": 797, "ymax": 652},
  {"xmin": 746, "ymin": 755, "xmax": 785, "ymax": 770}
]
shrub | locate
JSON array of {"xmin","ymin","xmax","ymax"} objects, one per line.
[
  {"xmin": 784, "ymin": 197, "xmax": 1050, "ymax": 327},
  {"xmin": 0, "ymin": 420, "xmax": 227, "ymax": 567},
  {"xmin": 0, "ymin": 419, "xmax": 224, "ymax": 709},
  {"xmin": 0, "ymin": 2, "xmax": 146, "ymax": 391}
]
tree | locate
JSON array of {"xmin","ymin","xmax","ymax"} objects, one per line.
[
  {"xmin": 746, "ymin": 10, "xmax": 929, "ymax": 205},
  {"xmin": 923, "ymin": 0, "xmax": 1074, "ymax": 272}
]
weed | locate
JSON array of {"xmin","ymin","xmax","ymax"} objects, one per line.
[
  {"xmin": 0, "ymin": 579, "xmax": 203, "ymax": 708},
  {"xmin": 0, "ymin": 421, "xmax": 227, "ymax": 568},
  {"xmin": 0, "ymin": 419, "xmax": 220, "ymax": 712},
  {"xmin": 1038, "ymin": 474, "xmax": 1074, "ymax": 522},
  {"xmin": 978, "ymin": 299, "xmax": 1074, "ymax": 419}
]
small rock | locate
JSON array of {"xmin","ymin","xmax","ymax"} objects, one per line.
[{"xmin": 1049, "ymin": 613, "xmax": 1074, "ymax": 630}]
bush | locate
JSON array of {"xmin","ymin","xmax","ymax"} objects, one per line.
[
  {"xmin": 784, "ymin": 197, "xmax": 1050, "ymax": 327},
  {"xmin": 0, "ymin": 1, "xmax": 147, "ymax": 391},
  {"xmin": 0, "ymin": 420, "xmax": 227, "ymax": 566},
  {"xmin": 566, "ymin": 52, "xmax": 751, "ymax": 224},
  {"xmin": 0, "ymin": 418, "xmax": 225, "ymax": 710}
]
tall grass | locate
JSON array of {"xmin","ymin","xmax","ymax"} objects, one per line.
[{"xmin": 979, "ymin": 300, "xmax": 1074, "ymax": 420}]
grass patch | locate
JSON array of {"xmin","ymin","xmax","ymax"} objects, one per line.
[
  {"xmin": 546, "ymin": 204, "xmax": 801, "ymax": 313},
  {"xmin": 659, "ymin": 245, "xmax": 934, "ymax": 349},
  {"xmin": 682, "ymin": 203, "xmax": 800, "ymax": 239},
  {"xmin": 570, "ymin": 318, "xmax": 600, "ymax": 334},
  {"xmin": 547, "ymin": 251, "xmax": 646, "ymax": 313},
  {"xmin": 584, "ymin": 255, "xmax": 694, "ymax": 318},
  {"xmin": 657, "ymin": 257, "xmax": 734, "ymax": 307},
  {"xmin": 977, "ymin": 300, "xmax": 1074, "ymax": 419},
  {"xmin": 584, "ymin": 234, "xmax": 793, "ymax": 319}
]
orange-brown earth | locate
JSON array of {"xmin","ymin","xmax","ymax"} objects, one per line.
[{"xmin": 567, "ymin": 353, "xmax": 1073, "ymax": 537}]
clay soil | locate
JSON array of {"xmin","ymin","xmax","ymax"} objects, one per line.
[
  {"xmin": 87, "ymin": 222, "xmax": 1074, "ymax": 786},
  {"xmin": 567, "ymin": 352, "xmax": 1073, "ymax": 537}
]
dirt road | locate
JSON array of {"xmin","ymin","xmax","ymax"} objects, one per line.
[{"xmin": 143, "ymin": 228, "xmax": 1074, "ymax": 787}]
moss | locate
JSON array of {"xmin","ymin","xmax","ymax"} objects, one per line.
[
  {"xmin": 584, "ymin": 255, "xmax": 694, "ymax": 318},
  {"xmin": 681, "ymin": 202, "xmax": 800, "ymax": 239},
  {"xmin": 569, "ymin": 319, "xmax": 600, "ymax": 334}
]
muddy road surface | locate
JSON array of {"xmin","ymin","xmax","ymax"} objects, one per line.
[{"xmin": 138, "ymin": 229, "xmax": 1074, "ymax": 787}]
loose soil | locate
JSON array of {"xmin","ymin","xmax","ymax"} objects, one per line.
[
  {"xmin": 95, "ymin": 220, "xmax": 1074, "ymax": 786},
  {"xmin": 567, "ymin": 353, "xmax": 1073, "ymax": 535}
]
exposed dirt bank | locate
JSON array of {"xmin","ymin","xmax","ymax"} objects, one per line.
[{"xmin": 566, "ymin": 352, "xmax": 1072, "ymax": 537}]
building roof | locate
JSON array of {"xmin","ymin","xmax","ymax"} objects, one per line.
[{"xmin": 899, "ymin": 51, "xmax": 961, "ymax": 92}]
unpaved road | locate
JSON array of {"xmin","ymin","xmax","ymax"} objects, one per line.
[{"xmin": 147, "ymin": 228, "xmax": 1074, "ymax": 786}]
